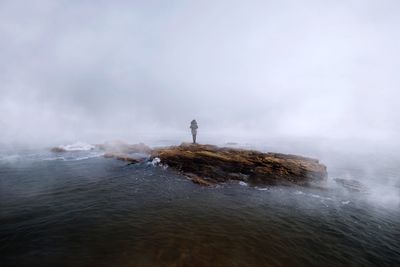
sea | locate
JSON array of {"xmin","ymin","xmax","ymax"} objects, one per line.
[{"xmin": 0, "ymin": 139, "xmax": 399, "ymax": 267}]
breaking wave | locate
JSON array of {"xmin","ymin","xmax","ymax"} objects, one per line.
[{"xmin": 55, "ymin": 142, "xmax": 95, "ymax": 151}]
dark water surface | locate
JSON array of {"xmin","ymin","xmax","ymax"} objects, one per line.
[{"xmin": 0, "ymin": 148, "xmax": 399, "ymax": 267}]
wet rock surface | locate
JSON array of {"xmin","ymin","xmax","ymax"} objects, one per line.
[
  {"xmin": 50, "ymin": 147, "xmax": 67, "ymax": 153},
  {"xmin": 151, "ymin": 143, "xmax": 328, "ymax": 186}
]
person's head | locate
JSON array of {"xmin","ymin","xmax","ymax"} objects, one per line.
[{"xmin": 191, "ymin": 119, "xmax": 197, "ymax": 124}]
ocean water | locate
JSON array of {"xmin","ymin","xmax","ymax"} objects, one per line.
[{"xmin": 0, "ymin": 143, "xmax": 399, "ymax": 267}]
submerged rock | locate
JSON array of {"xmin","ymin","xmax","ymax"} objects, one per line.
[
  {"xmin": 151, "ymin": 143, "xmax": 328, "ymax": 186},
  {"xmin": 51, "ymin": 147, "xmax": 67, "ymax": 153},
  {"xmin": 334, "ymin": 178, "xmax": 368, "ymax": 192},
  {"xmin": 103, "ymin": 153, "xmax": 141, "ymax": 163}
]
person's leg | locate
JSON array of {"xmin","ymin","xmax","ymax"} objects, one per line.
[{"xmin": 193, "ymin": 134, "xmax": 196, "ymax": 144}]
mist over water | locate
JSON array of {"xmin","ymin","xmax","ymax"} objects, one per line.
[
  {"xmin": 1, "ymin": 0, "xmax": 400, "ymax": 147},
  {"xmin": 1, "ymin": 0, "xmax": 400, "ymax": 266}
]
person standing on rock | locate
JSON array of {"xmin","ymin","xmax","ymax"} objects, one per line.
[{"xmin": 190, "ymin": 120, "xmax": 198, "ymax": 144}]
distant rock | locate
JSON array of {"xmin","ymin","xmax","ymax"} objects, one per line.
[
  {"xmin": 225, "ymin": 142, "xmax": 238, "ymax": 146},
  {"xmin": 51, "ymin": 147, "xmax": 67, "ymax": 153},
  {"xmin": 334, "ymin": 178, "xmax": 368, "ymax": 192}
]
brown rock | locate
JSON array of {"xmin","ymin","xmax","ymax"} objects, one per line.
[
  {"xmin": 151, "ymin": 143, "xmax": 327, "ymax": 186},
  {"xmin": 185, "ymin": 173, "xmax": 216, "ymax": 186},
  {"xmin": 51, "ymin": 147, "xmax": 67, "ymax": 153},
  {"xmin": 103, "ymin": 153, "xmax": 141, "ymax": 163}
]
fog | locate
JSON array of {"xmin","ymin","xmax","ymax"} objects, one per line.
[{"xmin": 0, "ymin": 0, "xmax": 399, "ymax": 149}]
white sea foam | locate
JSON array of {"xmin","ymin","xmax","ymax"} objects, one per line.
[
  {"xmin": 44, "ymin": 152, "xmax": 102, "ymax": 161},
  {"xmin": 255, "ymin": 187, "xmax": 269, "ymax": 191},
  {"xmin": 239, "ymin": 181, "xmax": 248, "ymax": 186},
  {"xmin": 57, "ymin": 142, "xmax": 95, "ymax": 151},
  {"xmin": 72, "ymin": 154, "xmax": 102, "ymax": 161},
  {"xmin": 43, "ymin": 156, "xmax": 66, "ymax": 161},
  {"xmin": 150, "ymin": 157, "xmax": 161, "ymax": 166},
  {"xmin": 148, "ymin": 157, "xmax": 168, "ymax": 169}
]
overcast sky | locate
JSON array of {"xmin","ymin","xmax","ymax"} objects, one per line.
[{"xmin": 0, "ymin": 0, "xmax": 399, "ymax": 146}]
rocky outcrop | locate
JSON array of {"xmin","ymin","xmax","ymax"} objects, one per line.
[
  {"xmin": 151, "ymin": 143, "xmax": 327, "ymax": 186},
  {"xmin": 52, "ymin": 142, "xmax": 328, "ymax": 187}
]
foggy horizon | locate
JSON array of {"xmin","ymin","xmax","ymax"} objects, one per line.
[{"xmin": 1, "ymin": 0, "xmax": 399, "ymax": 147}]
